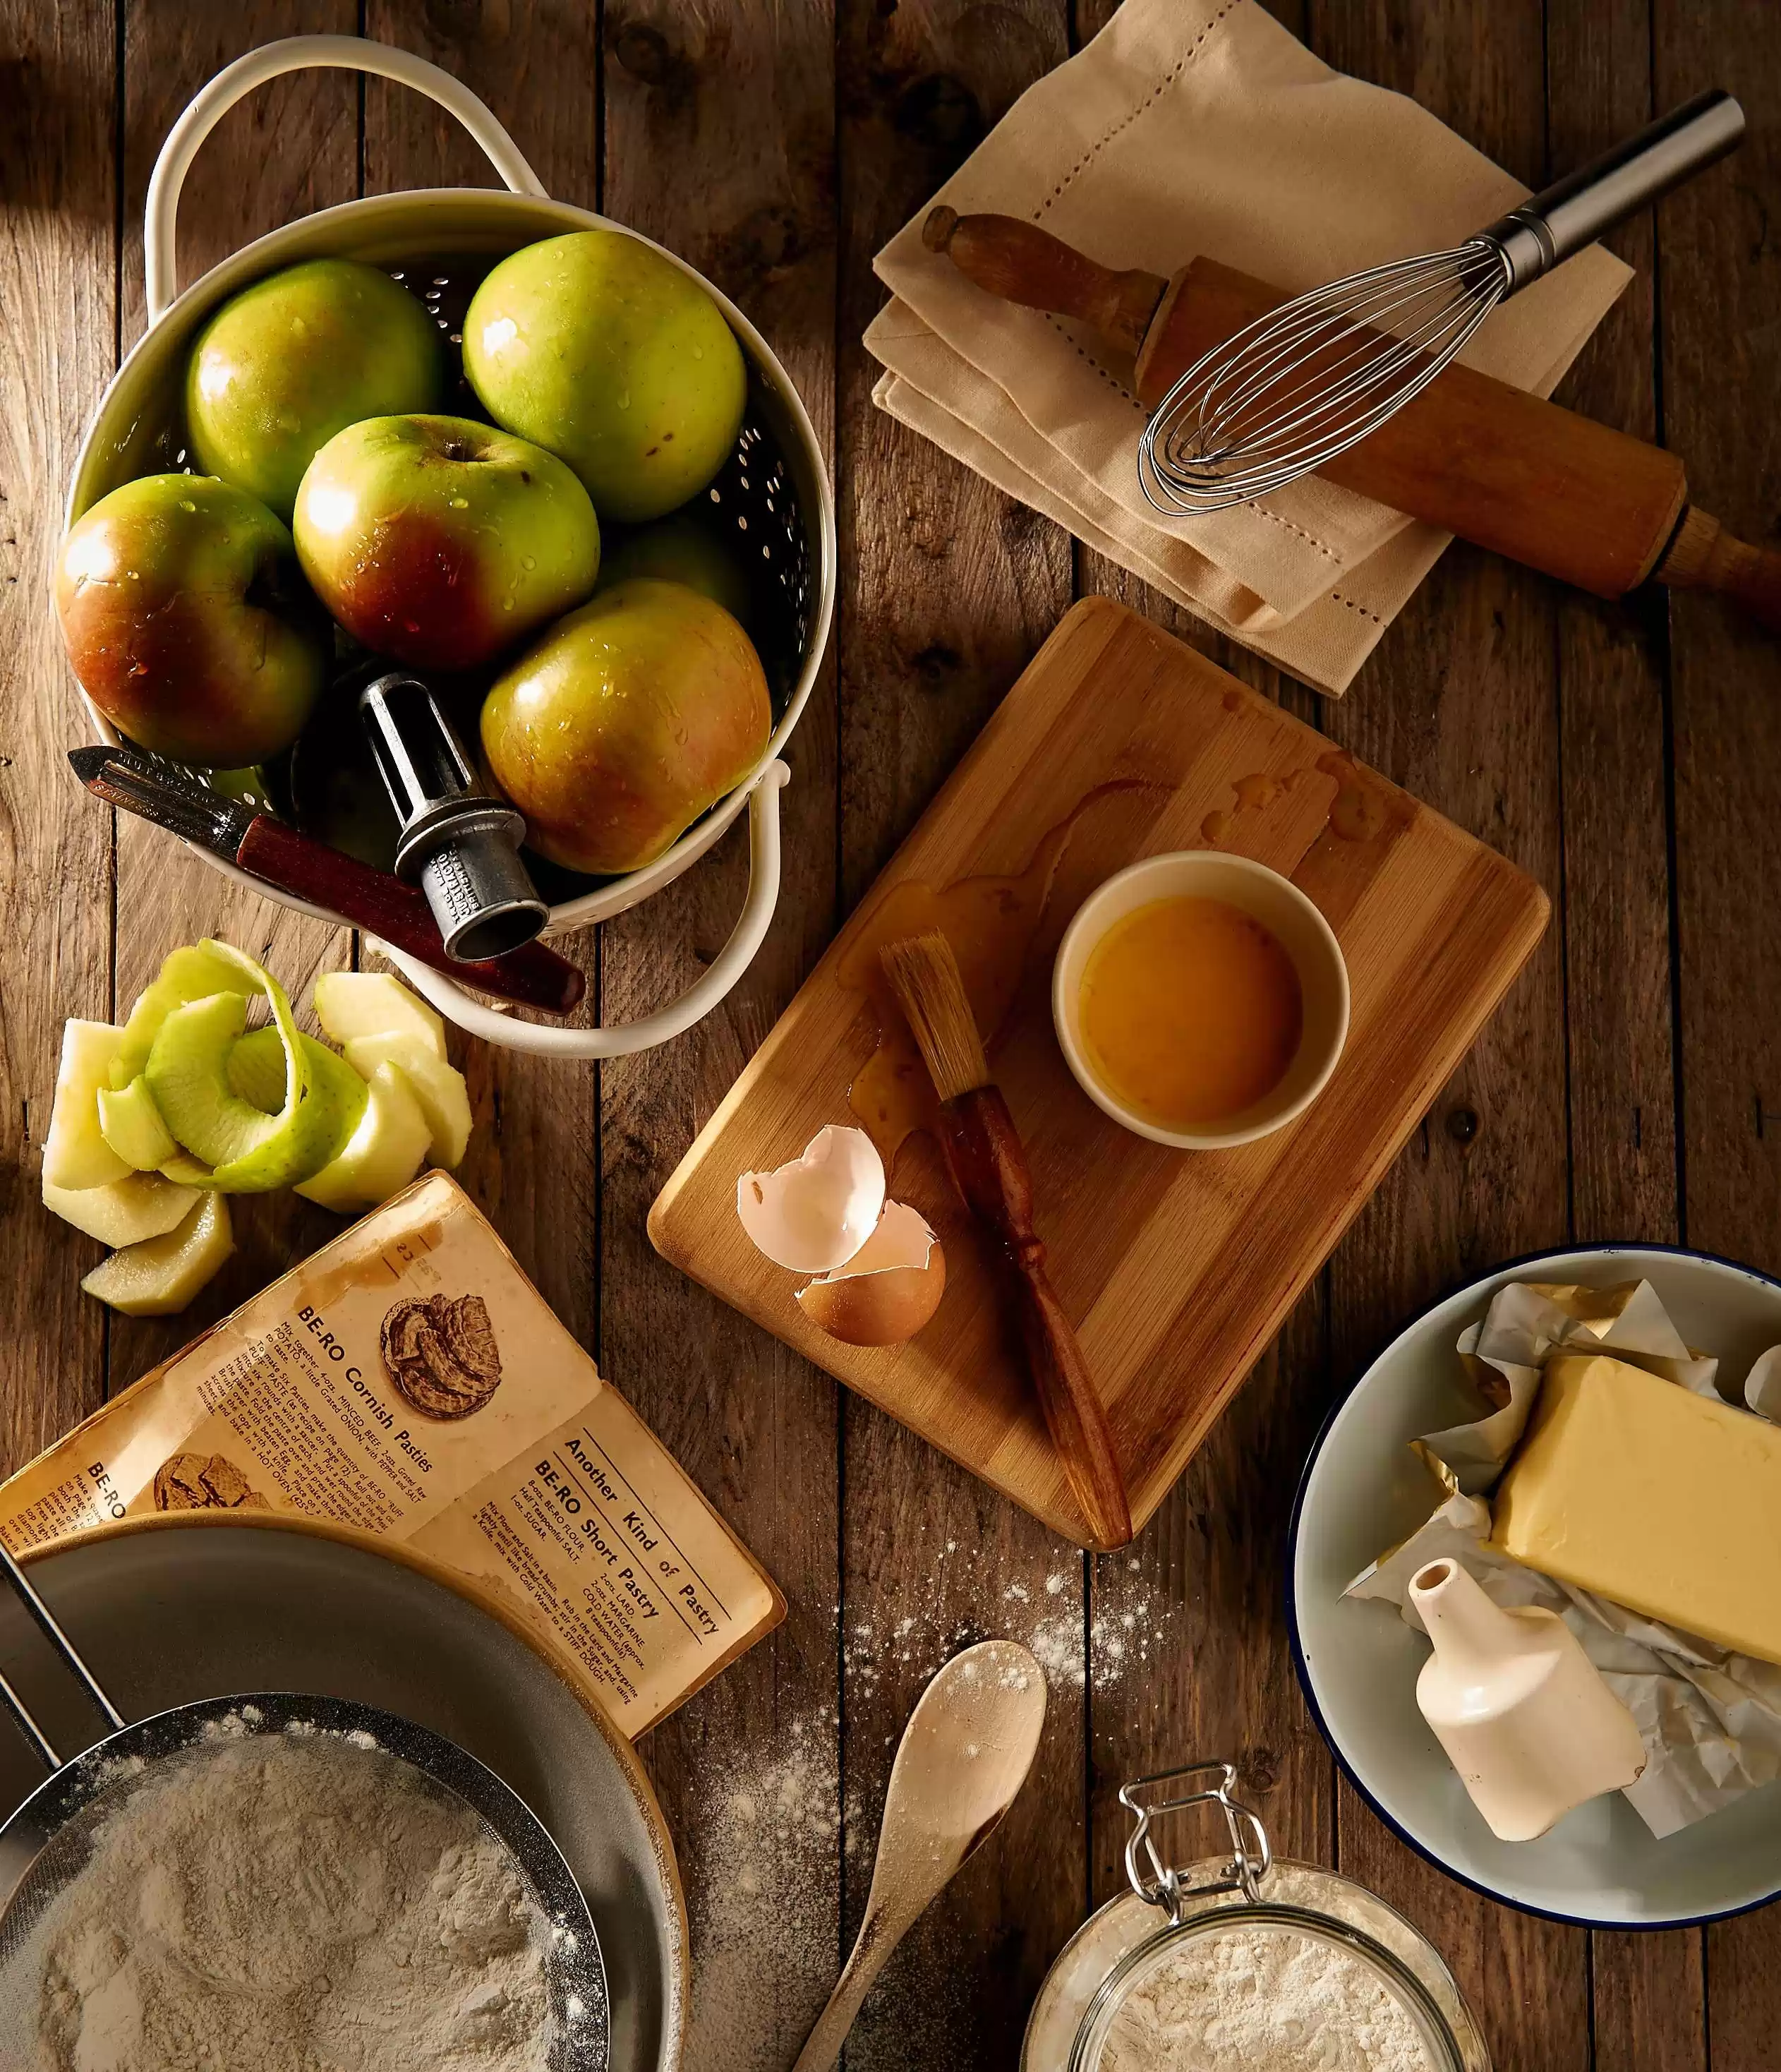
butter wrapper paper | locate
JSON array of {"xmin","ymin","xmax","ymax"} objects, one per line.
[
  {"xmin": 1346, "ymin": 1279, "xmax": 1781, "ymax": 1838},
  {"xmin": 0, "ymin": 1172, "xmax": 783, "ymax": 1736}
]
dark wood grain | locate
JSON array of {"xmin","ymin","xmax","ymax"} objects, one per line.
[
  {"xmin": 1305, "ymin": 8, "xmax": 1587, "ymax": 2072},
  {"xmin": 11, "ymin": 6, "xmax": 1775, "ymax": 2071},
  {"xmin": 596, "ymin": 1, "xmax": 845, "ymax": 2064},
  {"xmin": 107, "ymin": 0, "xmax": 356, "ymax": 1386},
  {"xmin": 1653, "ymin": 2, "xmax": 1781, "ymax": 2067},
  {"xmin": 835, "ymin": 3, "xmax": 1087, "ymax": 2063},
  {"xmin": 0, "ymin": 0, "xmax": 118, "ymax": 1471},
  {"xmin": 1543, "ymin": 9, "xmax": 1705, "ymax": 2069}
]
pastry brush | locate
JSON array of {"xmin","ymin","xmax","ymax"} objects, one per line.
[{"xmin": 880, "ymin": 929, "xmax": 1132, "ymax": 1549}]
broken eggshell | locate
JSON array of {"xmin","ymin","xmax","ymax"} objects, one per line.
[
  {"xmin": 736, "ymin": 1124, "xmax": 887, "ymax": 1275},
  {"xmin": 797, "ymin": 1200, "xmax": 947, "ymax": 1347}
]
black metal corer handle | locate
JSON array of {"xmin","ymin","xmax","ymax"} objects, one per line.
[{"xmin": 357, "ymin": 672, "xmax": 549, "ymax": 963}]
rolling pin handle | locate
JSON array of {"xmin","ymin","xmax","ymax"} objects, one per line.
[
  {"xmin": 1654, "ymin": 507, "xmax": 1781, "ymax": 635},
  {"xmin": 922, "ymin": 207, "xmax": 1168, "ymax": 361}
]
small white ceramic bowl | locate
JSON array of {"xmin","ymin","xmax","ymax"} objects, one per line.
[
  {"xmin": 1290, "ymin": 1243, "xmax": 1781, "ymax": 1929},
  {"xmin": 1051, "ymin": 851, "xmax": 1350, "ymax": 1150}
]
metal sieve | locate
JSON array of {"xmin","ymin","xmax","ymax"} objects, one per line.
[{"xmin": 0, "ymin": 1538, "xmax": 608, "ymax": 2067}]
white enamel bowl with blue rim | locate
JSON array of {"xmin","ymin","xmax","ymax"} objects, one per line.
[{"xmin": 1288, "ymin": 1243, "xmax": 1781, "ymax": 1929}]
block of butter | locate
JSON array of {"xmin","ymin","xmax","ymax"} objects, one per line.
[{"xmin": 1492, "ymin": 1352, "xmax": 1781, "ymax": 1663}]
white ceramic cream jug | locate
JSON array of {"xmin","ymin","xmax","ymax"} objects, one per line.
[{"xmin": 1408, "ymin": 1556, "xmax": 1646, "ymax": 1841}]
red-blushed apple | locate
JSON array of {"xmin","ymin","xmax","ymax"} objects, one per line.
[
  {"xmin": 186, "ymin": 258, "xmax": 447, "ymax": 521},
  {"xmin": 293, "ymin": 414, "xmax": 600, "ymax": 672},
  {"xmin": 55, "ymin": 474, "xmax": 327, "ymax": 767},
  {"xmin": 480, "ymin": 576, "xmax": 771, "ymax": 875}
]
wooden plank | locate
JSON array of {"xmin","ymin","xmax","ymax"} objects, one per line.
[
  {"xmin": 594, "ymin": 4, "xmax": 845, "ymax": 2065},
  {"xmin": 833, "ymin": 4, "xmax": 1085, "ymax": 2062},
  {"xmin": 651, "ymin": 602, "xmax": 1550, "ymax": 1546},
  {"xmin": 1544, "ymin": 9, "xmax": 1704, "ymax": 2070},
  {"xmin": 1650, "ymin": 2, "xmax": 1781, "ymax": 2066},
  {"xmin": 0, "ymin": 0, "xmax": 118, "ymax": 1471},
  {"xmin": 359, "ymin": 1, "xmax": 603, "ymax": 1339},
  {"xmin": 108, "ymin": 1, "xmax": 356, "ymax": 1387},
  {"xmin": 1306, "ymin": 6, "xmax": 1589, "ymax": 2071}
]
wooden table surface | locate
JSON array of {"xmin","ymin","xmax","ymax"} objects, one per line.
[{"xmin": 3, "ymin": 2, "xmax": 1777, "ymax": 2067}]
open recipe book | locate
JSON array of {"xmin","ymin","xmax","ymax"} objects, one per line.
[{"xmin": 0, "ymin": 1171, "xmax": 783, "ymax": 1737}]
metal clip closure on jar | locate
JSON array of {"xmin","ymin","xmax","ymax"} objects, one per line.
[
  {"xmin": 1120, "ymin": 1760, "xmax": 1271, "ymax": 1920},
  {"xmin": 1021, "ymin": 1758, "xmax": 1492, "ymax": 2072}
]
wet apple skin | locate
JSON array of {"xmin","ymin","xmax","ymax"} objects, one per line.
[
  {"xmin": 55, "ymin": 473, "xmax": 327, "ymax": 767},
  {"xmin": 481, "ymin": 577, "xmax": 771, "ymax": 876},
  {"xmin": 294, "ymin": 414, "xmax": 600, "ymax": 673}
]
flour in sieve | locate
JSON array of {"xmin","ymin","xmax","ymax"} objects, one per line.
[
  {"xmin": 1100, "ymin": 1926, "xmax": 1435, "ymax": 2072},
  {"xmin": 14, "ymin": 1724, "xmax": 556, "ymax": 2072}
]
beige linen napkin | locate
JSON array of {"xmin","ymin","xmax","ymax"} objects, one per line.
[{"xmin": 867, "ymin": 0, "xmax": 1633, "ymax": 695}]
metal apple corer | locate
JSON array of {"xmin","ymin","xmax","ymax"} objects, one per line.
[
  {"xmin": 61, "ymin": 34, "xmax": 835, "ymax": 1059},
  {"xmin": 0, "ymin": 1536, "xmax": 609, "ymax": 2065}
]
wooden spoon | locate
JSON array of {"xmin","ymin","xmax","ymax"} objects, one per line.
[{"xmin": 790, "ymin": 1639, "xmax": 1048, "ymax": 2071}]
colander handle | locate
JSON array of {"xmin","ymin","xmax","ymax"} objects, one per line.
[
  {"xmin": 373, "ymin": 761, "xmax": 792, "ymax": 1056},
  {"xmin": 145, "ymin": 34, "xmax": 547, "ymax": 322}
]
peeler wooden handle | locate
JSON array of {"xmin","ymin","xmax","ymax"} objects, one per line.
[
  {"xmin": 926, "ymin": 207, "xmax": 1781, "ymax": 632},
  {"xmin": 934, "ymin": 1084, "xmax": 1133, "ymax": 1550},
  {"xmin": 238, "ymin": 817, "xmax": 586, "ymax": 1017}
]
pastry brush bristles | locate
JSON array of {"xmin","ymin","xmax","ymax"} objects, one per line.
[{"xmin": 879, "ymin": 932, "xmax": 989, "ymax": 1101}]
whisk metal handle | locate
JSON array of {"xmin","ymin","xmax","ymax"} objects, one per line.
[
  {"xmin": 1483, "ymin": 88, "xmax": 1744, "ymax": 291},
  {"xmin": 0, "ymin": 1538, "xmax": 126, "ymax": 1769}
]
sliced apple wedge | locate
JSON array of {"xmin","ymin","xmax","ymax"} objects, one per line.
[
  {"xmin": 80, "ymin": 1194, "xmax": 234, "ymax": 1315},
  {"xmin": 44, "ymin": 1170, "xmax": 203, "ymax": 1247},
  {"xmin": 314, "ymin": 970, "xmax": 447, "ymax": 1060},
  {"xmin": 44, "ymin": 1020, "xmax": 132, "ymax": 1191},
  {"xmin": 342, "ymin": 1032, "xmax": 471, "ymax": 1167},
  {"xmin": 294, "ymin": 1062, "xmax": 431, "ymax": 1214},
  {"xmin": 97, "ymin": 1074, "xmax": 179, "ymax": 1171}
]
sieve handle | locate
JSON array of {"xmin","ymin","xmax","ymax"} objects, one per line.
[
  {"xmin": 0, "ymin": 1538, "xmax": 126, "ymax": 1771},
  {"xmin": 1485, "ymin": 88, "xmax": 1744, "ymax": 294},
  {"xmin": 375, "ymin": 760, "xmax": 792, "ymax": 1057},
  {"xmin": 145, "ymin": 35, "xmax": 547, "ymax": 323}
]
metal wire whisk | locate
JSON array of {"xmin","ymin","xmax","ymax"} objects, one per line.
[{"xmin": 1139, "ymin": 90, "xmax": 1744, "ymax": 515}]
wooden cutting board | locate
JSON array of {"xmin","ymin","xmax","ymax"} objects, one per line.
[{"xmin": 650, "ymin": 600, "xmax": 1549, "ymax": 1545}]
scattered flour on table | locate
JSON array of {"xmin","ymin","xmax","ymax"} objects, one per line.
[
  {"xmin": 1101, "ymin": 1927, "xmax": 1434, "ymax": 2072},
  {"xmin": 11, "ymin": 1721, "xmax": 555, "ymax": 2072}
]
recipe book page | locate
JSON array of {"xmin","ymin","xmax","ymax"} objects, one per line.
[{"xmin": 0, "ymin": 1171, "xmax": 783, "ymax": 1735}]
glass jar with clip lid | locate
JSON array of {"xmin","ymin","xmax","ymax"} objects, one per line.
[{"xmin": 1021, "ymin": 1760, "xmax": 1491, "ymax": 2072}]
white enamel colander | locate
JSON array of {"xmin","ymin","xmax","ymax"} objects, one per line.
[{"xmin": 61, "ymin": 35, "xmax": 835, "ymax": 1058}]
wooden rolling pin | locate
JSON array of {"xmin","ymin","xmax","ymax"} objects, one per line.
[{"xmin": 924, "ymin": 208, "xmax": 1781, "ymax": 631}]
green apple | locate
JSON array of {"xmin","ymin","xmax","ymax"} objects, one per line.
[
  {"xmin": 186, "ymin": 258, "xmax": 447, "ymax": 521},
  {"xmin": 481, "ymin": 577, "xmax": 771, "ymax": 874},
  {"xmin": 44, "ymin": 1021, "xmax": 131, "ymax": 1191},
  {"xmin": 597, "ymin": 510, "xmax": 753, "ymax": 627},
  {"xmin": 81, "ymin": 1194, "xmax": 234, "ymax": 1316},
  {"xmin": 97, "ymin": 1076, "xmax": 179, "ymax": 1171},
  {"xmin": 313, "ymin": 971, "xmax": 447, "ymax": 1059},
  {"xmin": 43, "ymin": 1171, "xmax": 202, "ymax": 1248},
  {"xmin": 463, "ymin": 230, "xmax": 746, "ymax": 522},
  {"xmin": 342, "ymin": 1032, "xmax": 471, "ymax": 1167},
  {"xmin": 55, "ymin": 475, "xmax": 327, "ymax": 768},
  {"xmin": 293, "ymin": 414, "xmax": 600, "ymax": 672},
  {"xmin": 295, "ymin": 1061, "xmax": 431, "ymax": 1214}
]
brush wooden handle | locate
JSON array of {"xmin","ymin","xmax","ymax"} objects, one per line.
[
  {"xmin": 936, "ymin": 1085, "xmax": 1133, "ymax": 1550},
  {"xmin": 929, "ymin": 212, "xmax": 1781, "ymax": 632},
  {"xmin": 237, "ymin": 817, "xmax": 586, "ymax": 1016}
]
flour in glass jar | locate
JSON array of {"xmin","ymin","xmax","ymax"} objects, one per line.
[{"xmin": 1099, "ymin": 1926, "xmax": 1435, "ymax": 2072}]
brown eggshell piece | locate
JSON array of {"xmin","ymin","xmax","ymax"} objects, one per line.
[{"xmin": 797, "ymin": 1244, "xmax": 946, "ymax": 1347}]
